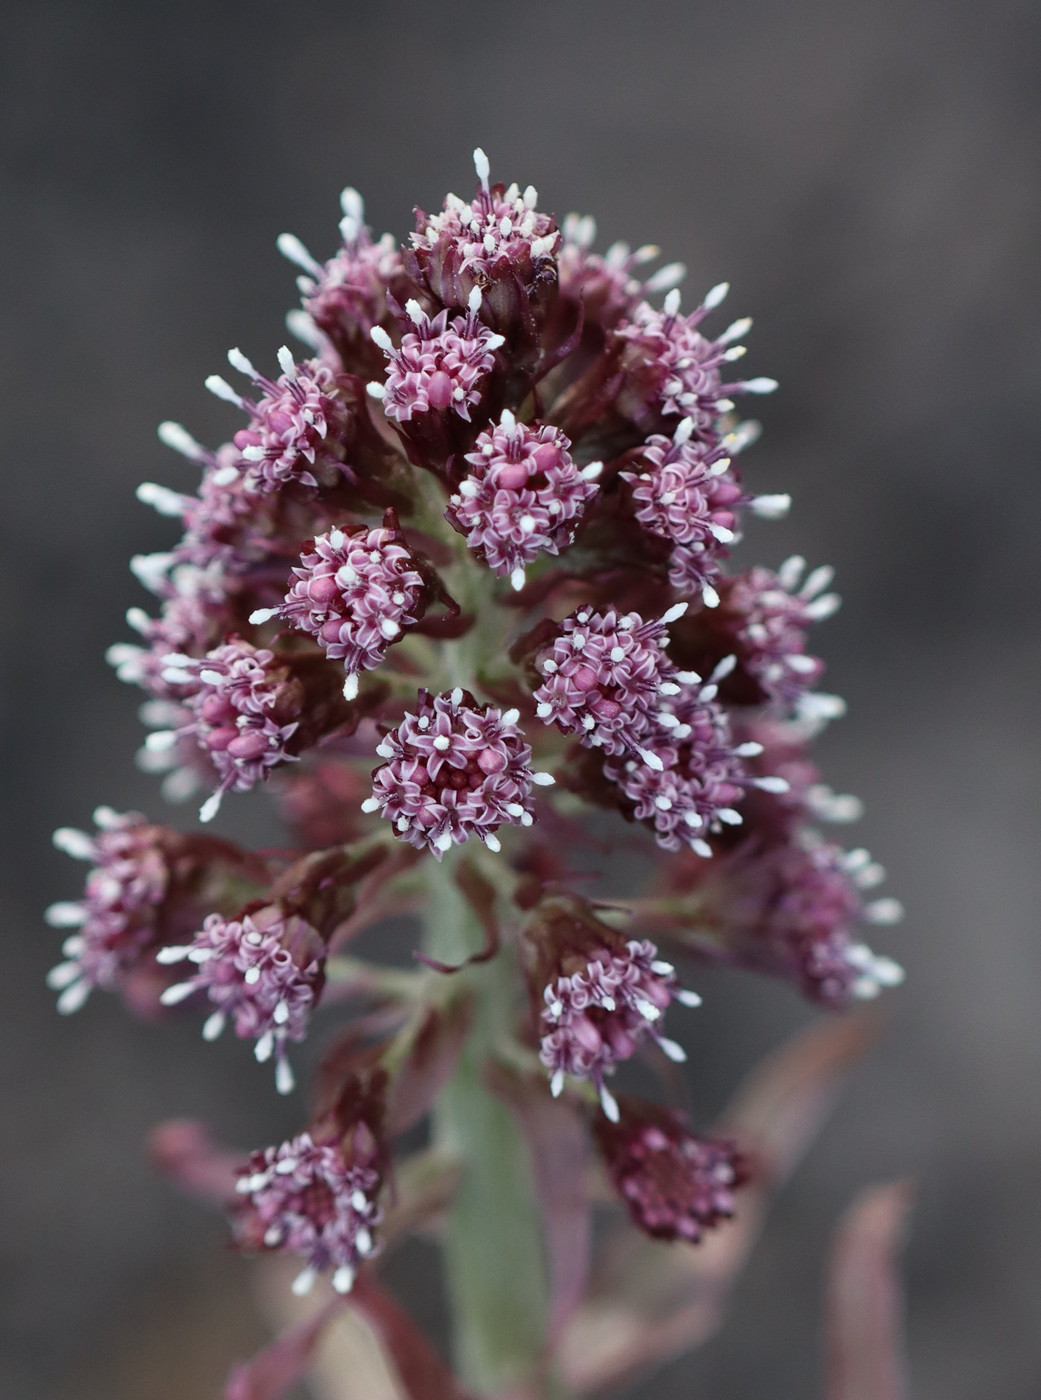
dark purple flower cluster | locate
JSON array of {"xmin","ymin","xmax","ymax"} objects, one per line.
[{"xmin": 594, "ymin": 1100, "xmax": 745, "ymax": 1242}]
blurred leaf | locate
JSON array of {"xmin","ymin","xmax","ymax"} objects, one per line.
[
  {"xmin": 381, "ymin": 1145, "xmax": 463, "ymax": 1248},
  {"xmin": 224, "ymin": 1297, "xmax": 342, "ymax": 1400},
  {"xmin": 824, "ymin": 1181, "xmax": 913, "ymax": 1400},
  {"xmin": 149, "ymin": 1118, "xmax": 240, "ymax": 1205},
  {"xmin": 385, "ymin": 994, "xmax": 474, "ymax": 1134},
  {"xmin": 349, "ymin": 1275, "xmax": 474, "ymax": 1400},
  {"xmin": 558, "ymin": 1011, "xmax": 878, "ymax": 1393}
]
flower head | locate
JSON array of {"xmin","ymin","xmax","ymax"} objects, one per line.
[
  {"xmin": 532, "ymin": 604, "xmax": 690, "ymax": 761},
  {"xmin": 557, "ymin": 214, "xmax": 687, "ymax": 333},
  {"xmin": 446, "ymin": 411, "xmax": 601, "ymax": 588},
  {"xmin": 409, "ymin": 148, "xmax": 560, "ymax": 319},
  {"xmin": 204, "ymin": 347, "xmax": 351, "ymax": 496},
  {"xmin": 620, "ymin": 417, "xmax": 747, "ymax": 605},
  {"xmin": 47, "ymin": 810, "xmax": 263, "ymax": 1014},
  {"xmin": 527, "ymin": 899, "xmax": 700, "ymax": 1120},
  {"xmin": 46, "ymin": 810, "xmax": 175, "ymax": 1012},
  {"xmin": 617, "ymin": 286, "xmax": 775, "ymax": 434},
  {"xmin": 669, "ymin": 829, "xmax": 904, "ymax": 1008},
  {"xmin": 368, "ymin": 291, "xmax": 505, "ymax": 425},
  {"xmin": 157, "ymin": 639, "xmax": 306, "ymax": 821},
  {"xmin": 253, "ymin": 522, "xmax": 427, "ymax": 699},
  {"xmin": 594, "ymin": 1100, "xmax": 745, "ymax": 1242},
  {"xmin": 364, "ymin": 689, "xmax": 552, "ymax": 857},
  {"xmin": 603, "ymin": 664, "xmax": 761, "ymax": 855},
  {"xmin": 279, "ymin": 187, "xmax": 404, "ymax": 364},
  {"xmin": 234, "ymin": 1125, "xmax": 382, "ymax": 1295},
  {"xmin": 158, "ymin": 904, "xmax": 326, "ymax": 1092}
]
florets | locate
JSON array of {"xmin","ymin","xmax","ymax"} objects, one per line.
[
  {"xmin": 364, "ymin": 689, "xmax": 552, "ymax": 857},
  {"xmin": 447, "ymin": 411, "xmax": 601, "ymax": 588},
  {"xmin": 234, "ymin": 1128, "xmax": 381, "ymax": 1295},
  {"xmin": 532, "ymin": 604, "xmax": 690, "ymax": 762},
  {"xmin": 528, "ymin": 903, "xmax": 701, "ymax": 1120},
  {"xmin": 368, "ymin": 291, "xmax": 504, "ymax": 424},
  {"xmin": 158, "ymin": 905, "xmax": 326, "ymax": 1093},
  {"xmin": 594, "ymin": 1101, "xmax": 745, "ymax": 1242},
  {"xmin": 253, "ymin": 522, "xmax": 427, "ymax": 699}
]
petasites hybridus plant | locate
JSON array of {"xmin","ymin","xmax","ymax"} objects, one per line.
[{"xmin": 48, "ymin": 151, "xmax": 906, "ymax": 1399}]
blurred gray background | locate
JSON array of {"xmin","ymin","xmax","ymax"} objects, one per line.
[{"xmin": 2, "ymin": 0, "xmax": 1040, "ymax": 1395}]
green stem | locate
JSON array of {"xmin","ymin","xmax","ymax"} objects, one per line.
[{"xmin": 426, "ymin": 854, "xmax": 549, "ymax": 1395}]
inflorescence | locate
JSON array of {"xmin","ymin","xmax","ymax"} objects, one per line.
[{"xmin": 49, "ymin": 150, "xmax": 903, "ymax": 1300}]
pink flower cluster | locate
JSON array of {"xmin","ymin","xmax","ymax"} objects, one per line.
[
  {"xmin": 538, "ymin": 938, "xmax": 701, "ymax": 1120},
  {"xmin": 409, "ymin": 148, "xmax": 559, "ymax": 312},
  {"xmin": 368, "ymin": 291, "xmax": 505, "ymax": 424},
  {"xmin": 234, "ymin": 1129, "xmax": 381, "ymax": 1296},
  {"xmin": 158, "ymin": 905, "xmax": 326, "ymax": 1094},
  {"xmin": 158, "ymin": 639, "xmax": 303, "ymax": 821},
  {"xmin": 46, "ymin": 809, "xmax": 171, "ymax": 1012},
  {"xmin": 617, "ymin": 285, "xmax": 777, "ymax": 432},
  {"xmin": 447, "ymin": 411, "xmax": 601, "ymax": 588},
  {"xmin": 621, "ymin": 417, "xmax": 747, "ymax": 605},
  {"xmin": 364, "ymin": 689, "xmax": 553, "ymax": 857},
  {"xmin": 206, "ymin": 346, "xmax": 351, "ymax": 496},
  {"xmin": 256, "ymin": 523, "xmax": 426, "ymax": 699},
  {"xmin": 49, "ymin": 152, "xmax": 906, "ymax": 1311},
  {"xmin": 533, "ymin": 604, "xmax": 691, "ymax": 760}
]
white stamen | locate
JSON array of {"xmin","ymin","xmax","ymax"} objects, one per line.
[
  {"xmin": 249, "ymin": 608, "xmax": 280, "ymax": 625},
  {"xmin": 865, "ymin": 898, "xmax": 904, "ymax": 925},
  {"xmin": 198, "ymin": 791, "xmax": 223, "ymax": 824},
  {"xmin": 291, "ymin": 1267, "xmax": 318, "ymax": 1297},
  {"xmin": 510, "ymin": 566, "xmax": 526, "ymax": 591},
  {"xmin": 226, "ymin": 346, "xmax": 257, "ymax": 379},
  {"xmin": 719, "ymin": 315, "xmax": 752, "ymax": 345},
  {"xmin": 275, "ymin": 1057, "xmax": 295, "ymax": 1095},
  {"xmin": 369, "ymin": 325, "xmax": 393, "ymax": 352},
  {"xmin": 159, "ymin": 981, "xmax": 197, "ymax": 1006},
  {"xmin": 473, "ymin": 147, "xmax": 490, "ymax": 191},
  {"xmin": 702, "ymin": 281, "xmax": 729, "ymax": 310},
  {"xmin": 742, "ymin": 377, "xmax": 778, "ymax": 394},
  {"xmin": 277, "ymin": 233, "xmax": 323, "ymax": 276},
  {"xmin": 157, "ymin": 420, "xmax": 207, "ymax": 460},
  {"xmin": 136, "ymin": 482, "xmax": 184, "ymax": 517},
  {"xmin": 750, "ymin": 493, "xmax": 791, "ymax": 519},
  {"xmin": 550, "ymin": 1069, "xmax": 565, "ymax": 1098},
  {"xmin": 645, "ymin": 261, "xmax": 686, "ymax": 293},
  {"xmin": 45, "ymin": 902, "xmax": 86, "ymax": 928},
  {"xmin": 205, "ymin": 374, "xmax": 245, "ymax": 407},
  {"xmin": 46, "ymin": 960, "xmax": 82, "ymax": 990},
  {"xmin": 598, "ymin": 1083, "xmax": 620, "ymax": 1122},
  {"xmin": 202, "ymin": 1011, "xmax": 226, "ymax": 1041},
  {"xmin": 52, "ymin": 827, "xmax": 95, "ymax": 860},
  {"xmin": 752, "ymin": 776, "xmax": 790, "ymax": 794},
  {"xmin": 57, "ymin": 981, "xmax": 91, "ymax": 1014}
]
